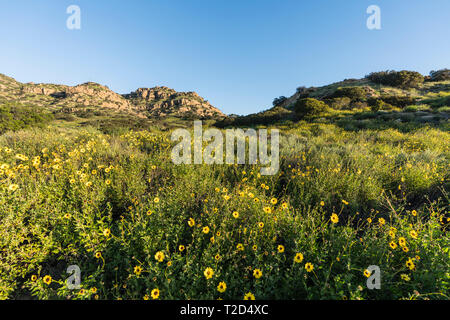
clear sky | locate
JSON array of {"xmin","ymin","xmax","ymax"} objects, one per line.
[{"xmin": 0, "ymin": 0, "xmax": 449, "ymax": 115}]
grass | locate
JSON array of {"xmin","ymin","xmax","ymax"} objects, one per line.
[
  {"xmin": 0, "ymin": 119, "xmax": 448, "ymax": 300},
  {"xmin": 0, "ymin": 102, "xmax": 54, "ymax": 134}
]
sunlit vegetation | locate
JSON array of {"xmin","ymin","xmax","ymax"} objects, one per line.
[{"xmin": 0, "ymin": 120, "xmax": 448, "ymax": 300}]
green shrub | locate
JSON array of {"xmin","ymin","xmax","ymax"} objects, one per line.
[
  {"xmin": 80, "ymin": 116, "xmax": 154, "ymax": 134},
  {"xmin": 296, "ymin": 86, "xmax": 317, "ymax": 98},
  {"xmin": 329, "ymin": 86, "xmax": 367, "ymax": 101},
  {"xmin": 350, "ymin": 101, "xmax": 370, "ymax": 110},
  {"xmin": 0, "ymin": 103, "xmax": 53, "ymax": 133},
  {"xmin": 404, "ymin": 104, "xmax": 431, "ymax": 112},
  {"xmin": 422, "ymin": 95, "xmax": 450, "ymax": 109},
  {"xmin": 436, "ymin": 106, "xmax": 450, "ymax": 113},
  {"xmin": 53, "ymin": 112, "xmax": 77, "ymax": 121},
  {"xmin": 370, "ymin": 99, "xmax": 395, "ymax": 112},
  {"xmin": 294, "ymin": 98, "xmax": 329, "ymax": 118},
  {"xmin": 74, "ymin": 108, "xmax": 106, "ymax": 118},
  {"xmin": 366, "ymin": 70, "xmax": 424, "ymax": 88},
  {"xmin": 368, "ymin": 96, "xmax": 417, "ymax": 108},
  {"xmin": 215, "ymin": 106, "xmax": 294, "ymax": 128},
  {"xmin": 327, "ymin": 97, "xmax": 352, "ymax": 110},
  {"xmin": 273, "ymin": 96, "xmax": 288, "ymax": 107},
  {"xmin": 430, "ymin": 69, "xmax": 450, "ymax": 81}
]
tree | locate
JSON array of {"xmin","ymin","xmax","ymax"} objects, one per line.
[
  {"xmin": 294, "ymin": 98, "xmax": 329, "ymax": 118},
  {"xmin": 330, "ymin": 87, "xmax": 367, "ymax": 101},
  {"xmin": 273, "ymin": 96, "xmax": 288, "ymax": 107},
  {"xmin": 366, "ymin": 70, "xmax": 424, "ymax": 88},
  {"xmin": 430, "ymin": 69, "xmax": 450, "ymax": 81}
]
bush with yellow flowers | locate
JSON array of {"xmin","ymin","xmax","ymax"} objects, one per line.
[{"xmin": 0, "ymin": 123, "xmax": 448, "ymax": 300}]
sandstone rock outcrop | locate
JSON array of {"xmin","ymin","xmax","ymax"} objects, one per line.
[
  {"xmin": 124, "ymin": 87, "xmax": 225, "ymax": 118},
  {"xmin": 0, "ymin": 73, "xmax": 225, "ymax": 119}
]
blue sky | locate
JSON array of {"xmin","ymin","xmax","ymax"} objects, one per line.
[{"xmin": 0, "ymin": 0, "xmax": 449, "ymax": 115}]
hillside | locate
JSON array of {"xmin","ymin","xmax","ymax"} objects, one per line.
[
  {"xmin": 2, "ymin": 70, "xmax": 449, "ymax": 132},
  {"xmin": 218, "ymin": 70, "xmax": 450, "ymax": 128},
  {"xmin": 0, "ymin": 74, "xmax": 225, "ymax": 124},
  {"xmin": 123, "ymin": 87, "xmax": 223, "ymax": 118}
]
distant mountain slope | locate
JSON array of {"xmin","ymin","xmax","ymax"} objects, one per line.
[
  {"xmin": 217, "ymin": 70, "xmax": 449, "ymax": 127},
  {"xmin": 0, "ymin": 74, "xmax": 225, "ymax": 119},
  {"xmin": 123, "ymin": 87, "xmax": 224, "ymax": 118}
]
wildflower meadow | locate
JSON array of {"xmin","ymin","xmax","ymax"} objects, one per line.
[{"xmin": 0, "ymin": 122, "xmax": 448, "ymax": 300}]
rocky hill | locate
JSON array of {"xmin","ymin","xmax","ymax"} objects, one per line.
[
  {"xmin": 123, "ymin": 87, "xmax": 224, "ymax": 118},
  {"xmin": 0, "ymin": 74, "xmax": 225, "ymax": 119}
]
